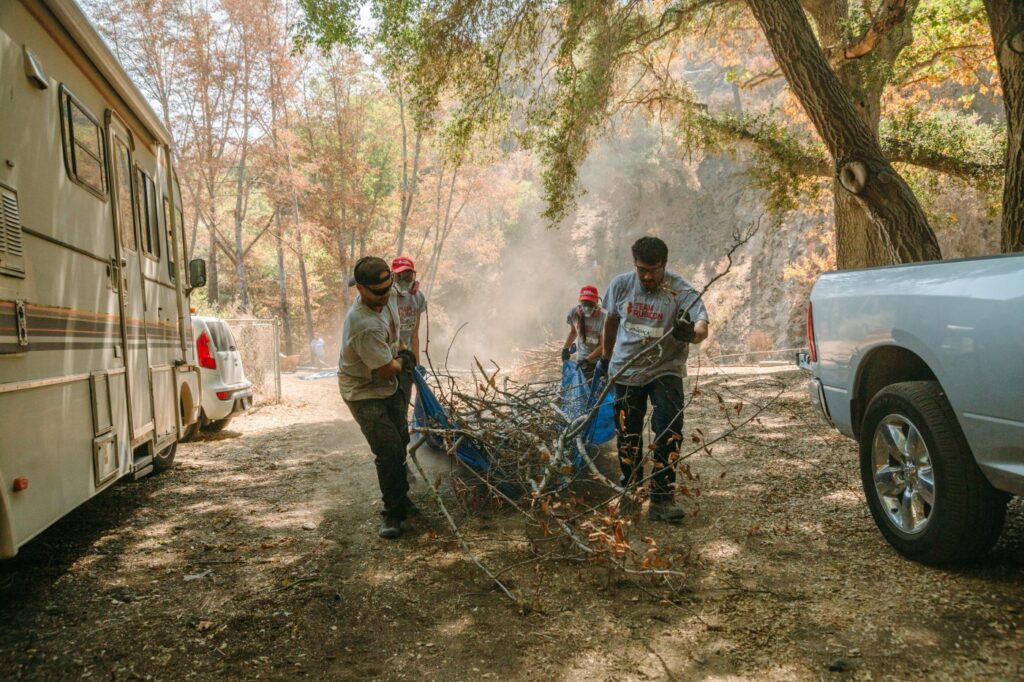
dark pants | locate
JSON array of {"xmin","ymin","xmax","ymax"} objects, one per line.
[
  {"xmin": 613, "ymin": 375, "xmax": 684, "ymax": 503},
  {"xmin": 344, "ymin": 388, "xmax": 411, "ymax": 522}
]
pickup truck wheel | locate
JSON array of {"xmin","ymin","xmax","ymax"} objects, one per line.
[{"xmin": 860, "ymin": 381, "xmax": 1008, "ymax": 565}]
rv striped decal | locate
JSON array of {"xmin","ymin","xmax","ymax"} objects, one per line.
[
  {"xmin": 0, "ymin": 300, "xmax": 183, "ymax": 351},
  {"xmin": 0, "ymin": 301, "xmax": 24, "ymax": 353}
]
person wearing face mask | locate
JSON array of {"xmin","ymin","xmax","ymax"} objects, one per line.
[
  {"xmin": 597, "ymin": 236, "xmax": 709, "ymax": 524},
  {"xmin": 390, "ymin": 256, "xmax": 427, "ymax": 368},
  {"xmin": 561, "ymin": 285, "xmax": 606, "ymax": 379},
  {"xmin": 339, "ymin": 257, "xmax": 418, "ymax": 539}
]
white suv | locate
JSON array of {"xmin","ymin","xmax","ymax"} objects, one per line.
[{"xmin": 187, "ymin": 316, "xmax": 253, "ymax": 435}]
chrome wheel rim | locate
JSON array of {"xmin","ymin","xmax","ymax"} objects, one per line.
[{"xmin": 871, "ymin": 414, "xmax": 934, "ymax": 535}]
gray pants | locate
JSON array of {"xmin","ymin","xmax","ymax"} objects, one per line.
[{"xmin": 343, "ymin": 387, "xmax": 411, "ymax": 522}]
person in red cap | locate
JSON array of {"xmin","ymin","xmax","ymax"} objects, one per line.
[
  {"xmin": 561, "ymin": 285, "xmax": 607, "ymax": 378},
  {"xmin": 390, "ymin": 256, "xmax": 427, "ymax": 369}
]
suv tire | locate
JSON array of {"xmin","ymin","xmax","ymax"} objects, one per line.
[
  {"xmin": 859, "ymin": 381, "xmax": 1008, "ymax": 565},
  {"xmin": 202, "ymin": 417, "xmax": 232, "ymax": 433}
]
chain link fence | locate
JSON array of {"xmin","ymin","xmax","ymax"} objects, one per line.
[{"xmin": 223, "ymin": 318, "xmax": 282, "ymax": 404}]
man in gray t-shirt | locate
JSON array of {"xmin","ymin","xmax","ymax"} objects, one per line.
[
  {"xmin": 339, "ymin": 257, "xmax": 418, "ymax": 540},
  {"xmin": 598, "ymin": 236, "xmax": 709, "ymax": 523}
]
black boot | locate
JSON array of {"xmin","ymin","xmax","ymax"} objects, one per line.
[{"xmin": 378, "ymin": 517, "xmax": 402, "ymax": 539}]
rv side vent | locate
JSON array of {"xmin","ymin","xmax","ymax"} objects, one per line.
[{"xmin": 0, "ymin": 185, "xmax": 26, "ymax": 277}]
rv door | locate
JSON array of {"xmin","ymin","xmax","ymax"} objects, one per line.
[{"xmin": 106, "ymin": 114, "xmax": 154, "ymax": 444}]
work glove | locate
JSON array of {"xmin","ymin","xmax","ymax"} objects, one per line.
[
  {"xmin": 561, "ymin": 347, "xmax": 571, "ymax": 362},
  {"xmin": 671, "ymin": 310, "xmax": 696, "ymax": 343},
  {"xmin": 594, "ymin": 358, "xmax": 609, "ymax": 379},
  {"xmin": 396, "ymin": 349, "xmax": 417, "ymax": 372}
]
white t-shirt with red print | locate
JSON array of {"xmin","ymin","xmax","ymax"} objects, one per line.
[
  {"xmin": 603, "ymin": 271, "xmax": 709, "ymax": 385},
  {"xmin": 565, "ymin": 305, "xmax": 607, "ymax": 360}
]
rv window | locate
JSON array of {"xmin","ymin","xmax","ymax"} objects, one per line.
[
  {"xmin": 59, "ymin": 88, "xmax": 107, "ymax": 198},
  {"xmin": 113, "ymin": 139, "xmax": 136, "ymax": 250},
  {"xmin": 164, "ymin": 196, "xmax": 175, "ymax": 281},
  {"xmin": 136, "ymin": 170, "xmax": 160, "ymax": 259}
]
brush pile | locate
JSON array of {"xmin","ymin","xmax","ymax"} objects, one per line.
[
  {"xmin": 406, "ymin": 227, "xmax": 767, "ymax": 608},
  {"xmin": 409, "ymin": 354, "xmax": 699, "ymax": 609},
  {"xmin": 416, "ymin": 358, "xmax": 589, "ymax": 493}
]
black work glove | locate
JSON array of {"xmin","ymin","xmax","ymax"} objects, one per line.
[
  {"xmin": 594, "ymin": 358, "xmax": 609, "ymax": 378},
  {"xmin": 578, "ymin": 358, "xmax": 594, "ymax": 373},
  {"xmin": 672, "ymin": 310, "xmax": 696, "ymax": 343},
  {"xmin": 561, "ymin": 347, "xmax": 571, "ymax": 362},
  {"xmin": 396, "ymin": 349, "xmax": 417, "ymax": 372}
]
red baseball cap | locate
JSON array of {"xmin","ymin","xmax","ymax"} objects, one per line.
[
  {"xmin": 391, "ymin": 256, "xmax": 415, "ymax": 274},
  {"xmin": 579, "ymin": 285, "xmax": 599, "ymax": 303}
]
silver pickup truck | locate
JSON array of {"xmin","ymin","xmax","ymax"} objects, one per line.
[{"xmin": 799, "ymin": 253, "xmax": 1024, "ymax": 565}]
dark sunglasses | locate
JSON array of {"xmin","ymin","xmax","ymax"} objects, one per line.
[{"xmin": 363, "ymin": 282, "xmax": 392, "ymax": 297}]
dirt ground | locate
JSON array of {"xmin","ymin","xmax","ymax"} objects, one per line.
[{"xmin": 2, "ymin": 367, "xmax": 1023, "ymax": 680}]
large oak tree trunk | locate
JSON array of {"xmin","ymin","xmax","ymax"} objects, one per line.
[
  {"xmin": 746, "ymin": 0, "xmax": 941, "ymax": 266},
  {"xmin": 815, "ymin": 0, "xmax": 918, "ymax": 268},
  {"xmin": 983, "ymin": 0, "xmax": 1024, "ymax": 253}
]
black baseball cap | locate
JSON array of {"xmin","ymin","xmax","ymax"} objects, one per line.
[{"xmin": 348, "ymin": 256, "xmax": 392, "ymax": 287}]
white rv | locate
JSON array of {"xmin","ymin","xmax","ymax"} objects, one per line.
[{"xmin": 0, "ymin": 0, "xmax": 207, "ymax": 557}]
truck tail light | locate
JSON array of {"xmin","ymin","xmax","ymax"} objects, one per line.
[
  {"xmin": 216, "ymin": 391, "xmax": 230, "ymax": 400},
  {"xmin": 807, "ymin": 301, "xmax": 818, "ymax": 363},
  {"xmin": 197, "ymin": 331, "xmax": 217, "ymax": 369}
]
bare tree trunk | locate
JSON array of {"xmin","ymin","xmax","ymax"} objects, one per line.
[
  {"xmin": 396, "ymin": 85, "xmax": 422, "ymax": 255},
  {"xmin": 188, "ymin": 207, "xmax": 200, "ymax": 263},
  {"xmin": 208, "ymin": 231, "xmax": 220, "ymax": 305},
  {"xmin": 274, "ymin": 209, "xmax": 293, "ymax": 354},
  {"xmin": 424, "ymin": 169, "xmax": 460, "ymax": 296},
  {"xmin": 983, "ymin": 0, "xmax": 1024, "ymax": 252},
  {"xmin": 295, "ymin": 225, "xmax": 314, "ymax": 343},
  {"xmin": 337, "ymin": 206, "xmax": 349, "ymax": 267},
  {"xmin": 746, "ymin": 0, "xmax": 941, "ymax": 267}
]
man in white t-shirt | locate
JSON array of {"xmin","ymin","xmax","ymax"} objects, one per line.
[
  {"xmin": 598, "ymin": 237, "xmax": 709, "ymax": 523},
  {"xmin": 339, "ymin": 257, "xmax": 418, "ymax": 539},
  {"xmin": 561, "ymin": 285, "xmax": 606, "ymax": 379}
]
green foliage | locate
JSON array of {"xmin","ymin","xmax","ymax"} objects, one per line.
[
  {"xmin": 881, "ymin": 108, "xmax": 1004, "ymax": 185},
  {"xmin": 893, "ymin": 0, "xmax": 990, "ymax": 85},
  {"xmin": 700, "ymin": 111, "xmax": 828, "ymax": 214},
  {"xmin": 295, "ymin": 0, "xmax": 361, "ymax": 52},
  {"xmin": 297, "ymin": 0, "xmax": 1005, "ymax": 235}
]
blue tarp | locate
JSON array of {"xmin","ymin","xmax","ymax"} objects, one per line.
[
  {"xmin": 412, "ymin": 367, "xmax": 492, "ymax": 473},
  {"xmin": 298, "ymin": 369, "xmax": 339, "ymax": 380},
  {"xmin": 559, "ymin": 359, "xmax": 615, "ymax": 470},
  {"xmin": 410, "ymin": 358, "xmax": 614, "ymax": 491}
]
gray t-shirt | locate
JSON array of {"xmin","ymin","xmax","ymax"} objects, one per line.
[
  {"xmin": 393, "ymin": 288, "xmax": 427, "ymax": 349},
  {"xmin": 603, "ymin": 271, "xmax": 709, "ymax": 385},
  {"xmin": 565, "ymin": 305, "xmax": 607, "ymax": 359},
  {"xmin": 337, "ymin": 296, "xmax": 401, "ymax": 401}
]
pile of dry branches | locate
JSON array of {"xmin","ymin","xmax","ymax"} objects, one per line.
[{"xmin": 406, "ymin": 226, "xmax": 773, "ymax": 609}]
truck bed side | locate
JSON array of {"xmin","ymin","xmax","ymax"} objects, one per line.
[{"xmin": 811, "ymin": 254, "xmax": 1024, "ymax": 494}]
